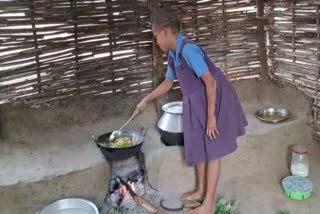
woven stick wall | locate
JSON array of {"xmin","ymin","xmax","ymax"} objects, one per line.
[
  {"xmin": 161, "ymin": 0, "xmax": 260, "ymax": 85},
  {"xmin": 266, "ymin": 0, "xmax": 320, "ymax": 141},
  {"xmin": 0, "ymin": 0, "xmax": 153, "ymax": 106},
  {"xmin": 1, "ymin": 0, "xmax": 260, "ymax": 106}
]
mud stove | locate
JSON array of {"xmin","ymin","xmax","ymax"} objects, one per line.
[{"xmin": 100, "ymin": 153, "xmax": 159, "ymax": 214}]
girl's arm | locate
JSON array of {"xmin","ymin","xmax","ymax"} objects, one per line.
[
  {"xmin": 144, "ymin": 79, "xmax": 173, "ymax": 102},
  {"xmin": 135, "ymin": 79, "xmax": 173, "ymax": 112},
  {"xmin": 201, "ymin": 71, "xmax": 219, "ymax": 140}
]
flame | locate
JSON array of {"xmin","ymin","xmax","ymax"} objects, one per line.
[
  {"xmin": 128, "ymin": 181, "xmax": 136, "ymax": 192},
  {"xmin": 120, "ymin": 185, "xmax": 131, "ymax": 202}
]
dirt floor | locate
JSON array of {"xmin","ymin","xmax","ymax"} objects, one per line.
[{"xmin": 0, "ymin": 79, "xmax": 319, "ymax": 214}]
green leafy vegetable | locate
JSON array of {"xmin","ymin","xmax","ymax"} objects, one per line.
[
  {"xmin": 111, "ymin": 137, "xmax": 133, "ymax": 148},
  {"xmin": 277, "ymin": 210, "xmax": 290, "ymax": 214},
  {"xmin": 215, "ymin": 198, "xmax": 240, "ymax": 214}
]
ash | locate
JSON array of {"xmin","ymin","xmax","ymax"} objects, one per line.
[
  {"xmin": 101, "ymin": 154, "xmax": 164, "ymax": 214},
  {"xmin": 101, "ymin": 185, "xmax": 162, "ymax": 214}
]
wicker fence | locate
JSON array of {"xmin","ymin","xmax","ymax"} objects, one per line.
[
  {"xmin": 1, "ymin": 0, "xmax": 260, "ymax": 106},
  {"xmin": 3, "ymin": 0, "xmax": 320, "ymax": 141},
  {"xmin": 0, "ymin": 0, "xmax": 154, "ymax": 106},
  {"xmin": 161, "ymin": 0, "xmax": 260, "ymax": 81},
  {"xmin": 266, "ymin": 0, "xmax": 320, "ymax": 141}
]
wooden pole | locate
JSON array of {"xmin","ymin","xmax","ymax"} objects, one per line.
[
  {"xmin": 314, "ymin": 5, "xmax": 320, "ymax": 126},
  {"xmin": 269, "ymin": 0, "xmax": 276, "ymax": 80},
  {"xmin": 30, "ymin": 3, "xmax": 42, "ymax": 93},
  {"xmin": 291, "ymin": 0, "xmax": 297, "ymax": 85},
  {"xmin": 107, "ymin": 0, "xmax": 115, "ymax": 93},
  {"xmin": 147, "ymin": 0, "xmax": 163, "ymax": 118},
  {"xmin": 147, "ymin": 0, "xmax": 164, "ymax": 84},
  {"xmin": 256, "ymin": 0, "xmax": 269, "ymax": 84},
  {"xmin": 291, "ymin": 0, "xmax": 296, "ymax": 64},
  {"xmin": 193, "ymin": 0, "xmax": 199, "ymax": 43},
  {"xmin": 223, "ymin": 0, "xmax": 227, "ymax": 73},
  {"xmin": 71, "ymin": 0, "xmax": 80, "ymax": 95}
]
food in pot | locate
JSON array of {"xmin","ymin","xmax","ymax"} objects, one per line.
[{"xmin": 110, "ymin": 136, "xmax": 134, "ymax": 148}]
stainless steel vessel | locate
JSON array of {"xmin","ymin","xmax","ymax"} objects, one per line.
[
  {"xmin": 37, "ymin": 198, "xmax": 99, "ymax": 214},
  {"xmin": 157, "ymin": 101, "xmax": 184, "ymax": 146}
]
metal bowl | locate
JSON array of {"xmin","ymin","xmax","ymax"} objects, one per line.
[
  {"xmin": 255, "ymin": 107, "xmax": 291, "ymax": 123},
  {"xmin": 37, "ymin": 198, "xmax": 99, "ymax": 214}
]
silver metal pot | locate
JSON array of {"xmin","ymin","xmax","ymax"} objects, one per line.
[
  {"xmin": 157, "ymin": 101, "xmax": 184, "ymax": 146},
  {"xmin": 37, "ymin": 198, "xmax": 99, "ymax": 214},
  {"xmin": 157, "ymin": 101, "xmax": 183, "ymax": 133}
]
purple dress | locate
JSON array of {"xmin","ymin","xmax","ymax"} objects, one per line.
[{"xmin": 168, "ymin": 38, "xmax": 248, "ymax": 166}]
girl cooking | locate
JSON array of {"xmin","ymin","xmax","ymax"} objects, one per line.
[{"xmin": 135, "ymin": 8, "xmax": 248, "ymax": 214}]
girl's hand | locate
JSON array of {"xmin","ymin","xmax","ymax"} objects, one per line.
[
  {"xmin": 135, "ymin": 98, "xmax": 148, "ymax": 113},
  {"xmin": 206, "ymin": 116, "xmax": 219, "ymax": 140}
]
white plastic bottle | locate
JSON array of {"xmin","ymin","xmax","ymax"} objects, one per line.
[{"xmin": 290, "ymin": 144, "xmax": 309, "ymax": 177}]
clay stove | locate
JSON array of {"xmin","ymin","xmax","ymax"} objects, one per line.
[{"xmin": 101, "ymin": 153, "xmax": 159, "ymax": 214}]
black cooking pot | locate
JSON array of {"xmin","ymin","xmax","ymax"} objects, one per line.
[
  {"xmin": 159, "ymin": 129, "xmax": 184, "ymax": 146},
  {"xmin": 92, "ymin": 128, "xmax": 146, "ymax": 161}
]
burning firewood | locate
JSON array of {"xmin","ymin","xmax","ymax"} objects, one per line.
[{"xmin": 116, "ymin": 176, "xmax": 158, "ymax": 214}]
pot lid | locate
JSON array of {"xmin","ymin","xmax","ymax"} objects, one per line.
[
  {"xmin": 162, "ymin": 101, "xmax": 183, "ymax": 114},
  {"xmin": 292, "ymin": 144, "xmax": 308, "ymax": 154}
]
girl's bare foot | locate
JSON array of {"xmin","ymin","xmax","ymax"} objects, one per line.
[
  {"xmin": 185, "ymin": 202, "xmax": 214, "ymax": 214},
  {"xmin": 180, "ymin": 190, "xmax": 204, "ymax": 202}
]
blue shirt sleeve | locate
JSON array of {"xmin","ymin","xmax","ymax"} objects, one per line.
[
  {"xmin": 182, "ymin": 43, "xmax": 209, "ymax": 78},
  {"xmin": 165, "ymin": 53, "xmax": 177, "ymax": 81},
  {"xmin": 166, "ymin": 64, "xmax": 177, "ymax": 81}
]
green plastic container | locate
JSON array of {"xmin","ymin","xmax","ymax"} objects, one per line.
[{"xmin": 282, "ymin": 176, "xmax": 313, "ymax": 200}]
